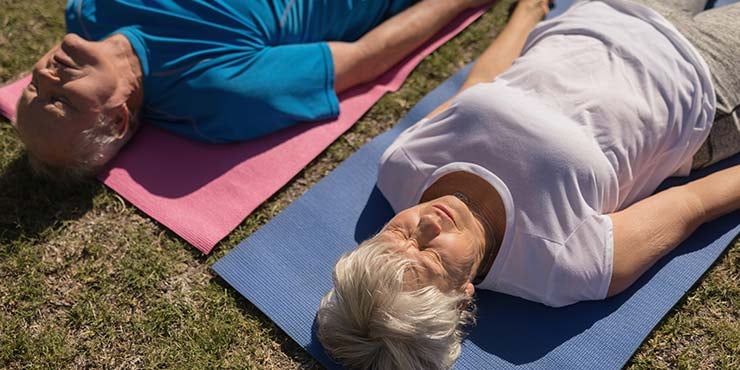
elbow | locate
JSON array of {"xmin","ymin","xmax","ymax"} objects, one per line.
[
  {"xmin": 332, "ymin": 42, "xmax": 377, "ymax": 93},
  {"xmin": 606, "ymin": 260, "xmax": 643, "ymax": 297},
  {"xmin": 350, "ymin": 41, "xmax": 391, "ymax": 83},
  {"xmin": 606, "ymin": 274, "xmax": 631, "ymax": 297},
  {"xmin": 606, "ymin": 251, "xmax": 641, "ymax": 298}
]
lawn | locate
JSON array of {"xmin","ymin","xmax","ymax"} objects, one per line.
[{"xmin": 1, "ymin": 0, "xmax": 738, "ymax": 369}]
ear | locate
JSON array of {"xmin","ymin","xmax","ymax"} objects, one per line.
[
  {"xmin": 457, "ymin": 282, "xmax": 476, "ymax": 311},
  {"xmin": 463, "ymin": 282, "xmax": 475, "ymax": 298},
  {"xmin": 108, "ymin": 104, "xmax": 130, "ymax": 139}
]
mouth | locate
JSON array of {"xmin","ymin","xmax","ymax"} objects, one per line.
[{"xmin": 433, "ymin": 204, "xmax": 457, "ymax": 227}]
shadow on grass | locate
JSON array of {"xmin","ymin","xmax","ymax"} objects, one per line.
[{"xmin": 0, "ymin": 154, "xmax": 99, "ymax": 246}]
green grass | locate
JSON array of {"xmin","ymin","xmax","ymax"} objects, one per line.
[{"xmin": 1, "ymin": 0, "xmax": 738, "ymax": 369}]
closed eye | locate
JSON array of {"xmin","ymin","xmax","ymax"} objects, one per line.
[
  {"xmin": 27, "ymin": 80, "xmax": 38, "ymax": 94},
  {"xmin": 51, "ymin": 95, "xmax": 70, "ymax": 108},
  {"xmin": 382, "ymin": 224, "xmax": 412, "ymax": 240},
  {"xmin": 422, "ymin": 248, "xmax": 446, "ymax": 274}
]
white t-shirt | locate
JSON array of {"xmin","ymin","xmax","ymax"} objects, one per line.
[{"xmin": 377, "ymin": 0, "xmax": 715, "ymax": 307}]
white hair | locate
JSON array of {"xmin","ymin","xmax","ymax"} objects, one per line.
[
  {"xmin": 317, "ymin": 234, "xmax": 476, "ymax": 370},
  {"xmin": 27, "ymin": 111, "xmax": 135, "ymax": 183}
]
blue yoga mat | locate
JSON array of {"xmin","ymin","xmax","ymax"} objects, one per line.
[
  {"xmin": 214, "ymin": 2, "xmax": 740, "ymax": 368},
  {"xmin": 214, "ymin": 65, "xmax": 740, "ymax": 369}
]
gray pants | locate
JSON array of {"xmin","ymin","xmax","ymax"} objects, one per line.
[{"xmin": 632, "ymin": 0, "xmax": 740, "ymax": 168}]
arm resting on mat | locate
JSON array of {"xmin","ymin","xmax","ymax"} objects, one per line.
[
  {"xmin": 608, "ymin": 165, "xmax": 740, "ymax": 296},
  {"xmin": 329, "ymin": 0, "xmax": 492, "ymax": 94},
  {"xmin": 425, "ymin": 0, "xmax": 550, "ymax": 118}
]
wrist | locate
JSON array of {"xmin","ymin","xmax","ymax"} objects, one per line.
[{"xmin": 511, "ymin": 0, "xmax": 548, "ymax": 26}]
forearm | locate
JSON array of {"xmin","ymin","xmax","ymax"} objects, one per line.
[
  {"xmin": 684, "ymin": 165, "xmax": 740, "ymax": 222},
  {"xmin": 425, "ymin": 1, "xmax": 545, "ymax": 118},
  {"xmin": 608, "ymin": 187, "xmax": 705, "ymax": 295},
  {"xmin": 461, "ymin": 7, "xmax": 541, "ymax": 90},
  {"xmin": 608, "ymin": 165, "xmax": 740, "ymax": 295},
  {"xmin": 329, "ymin": 0, "xmax": 477, "ymax": 93}
]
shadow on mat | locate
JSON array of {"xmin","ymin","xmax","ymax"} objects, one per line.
[
  {"xmin": 0, "ymin": 155, "xmax": 97, "ymax": 246},
  {"xmin": 308, "ymin": 317, "xmax": 343, "ymax": 370},
  {"xmin": 354, "ymin": 186, "xmax": 394, "ymax": 242}
]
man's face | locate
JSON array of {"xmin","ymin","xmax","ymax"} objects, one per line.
[{"xmin": 14, "ymin": 34, "xmax": 121, "ymax": 166}]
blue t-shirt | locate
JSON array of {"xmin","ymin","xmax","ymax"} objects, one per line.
[{"xmin": 65, "ymin": 0, "xmax": 414, "ymax": 142}]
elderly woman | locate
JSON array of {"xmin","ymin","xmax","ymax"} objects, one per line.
[
  {"xmin": 317, "ymin": 0, "xmax": 740, "ymax": 369},
  {"xmin": 11, "ymin": 0, "xmax": 491, "ymax": 182}
]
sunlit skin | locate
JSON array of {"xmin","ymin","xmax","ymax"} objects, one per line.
[
  {"xmin": 377, "ymin": 195, "xmax": 488, "ymax": 297},
  {"xmin": 376, "ymin": 171, "xmax": 508, "ymax": 298},
  {"xmin": 13, "ymin": 33, "xmax": 143, "ymax": 167}
]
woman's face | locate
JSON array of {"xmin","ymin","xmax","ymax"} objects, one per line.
[
  {"xmin": 14, "ymin": 33, "xmax": 121, "ymax": 166},
  {"xmin": 377, "ymin": 195, "xmax": 488, "ymax": 294}
]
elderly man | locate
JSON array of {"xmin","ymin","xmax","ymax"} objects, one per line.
[{"xmin": 12, "ymin": 0, "xmax": 489, "ymax": 181}]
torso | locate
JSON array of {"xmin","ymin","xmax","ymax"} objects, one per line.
[
  {"xmin": 499, "ymin": 0, "xmax": 715, "ymax": 206},
  {"xmin": 376, "ymin": 0, "xmax": 715, "ymax": 306},
  {"xmin": 65, "ymin": 0, "xmax": 414, "ymax": 142}
]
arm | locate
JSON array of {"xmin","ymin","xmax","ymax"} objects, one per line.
[
  {"xmin": 607, "ymin": 165, "xmax": 740, "ymax": 296},
  {"xmin": 329, "ymin": 0, "xmax": 492, "ymax": 93},
  {"xmin": 426, "ymin": 0, "xmax": 550, "ymax": 118}
]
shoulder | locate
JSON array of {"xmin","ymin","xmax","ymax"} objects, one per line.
[
  {"xmin": 377, "ymin": 140, "xmax": 425, "ymax": 213},
  {"xmin": 480, "ymin": 214, "xmax": 614, "ymax": 307}
]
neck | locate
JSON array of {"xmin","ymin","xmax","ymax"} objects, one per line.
[
  {"xmin": 420, "ymin": 171, "xmax": 507, "ymax": 281},
  {"xmin": 101, "ymin": 34, "xmax": 144, "ymax": 115}
]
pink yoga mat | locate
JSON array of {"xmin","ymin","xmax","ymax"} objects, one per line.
[{"xmin": 0, "ymin": 8, "xmax": 487, "ymax": 253}]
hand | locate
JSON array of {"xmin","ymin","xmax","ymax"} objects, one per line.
[{"xmin": 511, "ymin": 0, "xmax": 551, "ymax": 25}]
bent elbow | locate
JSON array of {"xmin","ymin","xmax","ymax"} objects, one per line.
[
  {"xmin": 606, "ymin": 266, "xmax": 637, "ymax": 297},
  {"xmin": 606, "ymin": 280, "xmax": 628, "ymax": 297}
]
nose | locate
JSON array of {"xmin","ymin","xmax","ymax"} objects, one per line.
[
  {"xmin": 415, "ymin": 214, "xmax": 442, "ymax": 245},
  {"xmin": 61, "ymin": 33, "xmax": 97, "ymax": 60},
  {"xmin": 62, "ymin": 33, "xmax": 85, "ymax": 48}
]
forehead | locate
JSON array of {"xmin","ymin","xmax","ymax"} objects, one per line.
[
  {"xmin": 375, "ymin": 230, "xmax": 447, "ymax": 285},
  {"xmin": 401, "ymin": 253, "xmax": 448, "ymax": 292}
]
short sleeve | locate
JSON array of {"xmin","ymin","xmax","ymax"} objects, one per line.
[
  {"xmin": 377, "ymin": 147, "xmax": 424, "ymax": 213},
  {"xmin": 64, "ymin": 0, "xmax": 343, "ymax": 143},
  {"xmin": 147, "ymin": 42, "xmax": 342, "ymax": 142},
  {"xmin": 545, "ymin": 214, "xmax": 614, "ymax": 307},
  {"xmin": 247, "ymin": 42, "xmax": 339, "ymax": 124}
]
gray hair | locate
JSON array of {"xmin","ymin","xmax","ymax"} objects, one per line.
[
  {"xmin": 26, "ymin": 112, "xmax": 135, "ymax": 184},
  {"xmin": 317, "ymin": 234, "xmax": 476, "ymax": 370}
]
